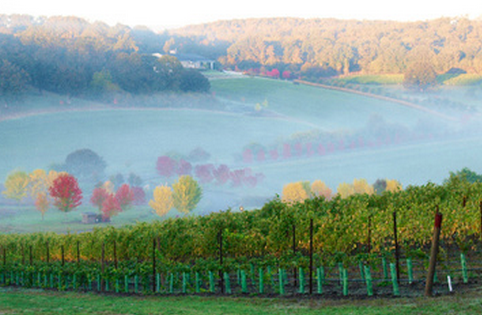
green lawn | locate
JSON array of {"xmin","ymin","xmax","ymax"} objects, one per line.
[{"xmin": 0, "ymin": 287, "xmax": 481, "ymax": 315}]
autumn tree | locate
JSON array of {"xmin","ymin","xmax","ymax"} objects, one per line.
[
  {"xmin": 28, "ymin": 169, "xmax": 49, "ymax": 200},
  {"xmin": 49, "ymin": 174, "xmax": 82, "ymax": 213},
  {"xmin": 353, "ymin": 178, "xmax": 374, "ymax": 195},
  {"xmin": 115, "ymin": 184, "xmax": 134, "ymax": 211},
  {"xmin": 90, "ymin": 187, "xmax": 109, "ymax": 211},
  {"xmin": 177, "ymin": 159, "xmax": 193, "ymax": 176},
  {"xmin": 102, "ymin": 193, "xmax": 121, "ymax": 220},
  {"xmin": 156, "ymin": 156, "xmax": 178, "ymax": 178},
  {"xmin": 282, "ymin": 181, "xmax": 309, "ymax": 204},
  {"xmin": 385, "ymin": 179, "xmax": 402, "ymax": 192},
  {"xmin": 194, "ymin": 164, "xmax": 214, "ymax": 183},
  {"xmin": 213, "ymin": 164, "xmax": 230, "ymax": 185},
  {"xmin": 172, "ymin": 175, "xmax": 202, "ymax": 214},
  {"xmin": 337, "ymin": 182, "xmax": 355, "ymax": 199},
  {"xmin": 149, "ymin": 185, "xmax": 174, "ymax": 217},
  {"xmin": 2, "ymin": 170, "xmax": 30, "ymax": 202},
  {"xmin": 311, "ymin": 180, "xmax": 332, "ymax": 200},
  {"xmin": 35, "ymin": 192, "xmax": 49, "ymax": 220}
]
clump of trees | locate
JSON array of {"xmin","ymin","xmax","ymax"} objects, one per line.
[
  {"xmin": 156, "ymin": 154, "xmax": 264, "ymax": 188},
  {"xmin": 90, "ymin": 183, "xmax": 135, "ymax": 220},
  {"xmin": 281, "ymin": 178, "xmax": 402, "ymax": 204},
  {"xmin": 282, "ymin": 180, "xmax": 332, "ymax": 204},
  {"xmin": 2, "ymin": 169, "xmax": 69, "ymax": 219},
  {"xmin": 149, "ymin": 175, "xmax": 202, "ymax": 217}
]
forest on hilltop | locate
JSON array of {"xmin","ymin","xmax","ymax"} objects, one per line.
[
  {"xmin": 170, "ymin": 17, "xmax": 482, "ymax": 80},
  {"xmin": 0, "ymin": 15, "xmax": 210, "ymax": 102},
  {"xmin": 1, "ymin": 15, "xmax": 482, "ymax": 103}
]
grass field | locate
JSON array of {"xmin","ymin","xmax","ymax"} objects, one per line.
[
  {"xmin": 0, "ymin": 287, "xmax": 481, "ymax": 315},
  {"xmin": 210, "ymin": 77, "xmax": 435, "ymax": 130}
]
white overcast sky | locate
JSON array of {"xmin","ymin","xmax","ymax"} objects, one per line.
[{"xmin": 3, "ymin": 0, "xmax": 481, "ymax": 30}]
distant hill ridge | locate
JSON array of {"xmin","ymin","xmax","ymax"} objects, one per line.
[{"xmin": 169, "ymin": 17, "xmax": 482, "ymax": 77}]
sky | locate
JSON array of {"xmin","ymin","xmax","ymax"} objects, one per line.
[{"xmin": 3, "ymin": 0, "xmax": 482, "ymax": 30}]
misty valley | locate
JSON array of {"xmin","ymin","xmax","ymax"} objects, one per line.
[{"xmin": 2, "ymin": 14, "xmax": 482, "ymax": 307}]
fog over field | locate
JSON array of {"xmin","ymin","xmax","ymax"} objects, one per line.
[{"xmin": 1, "ymin": 76, "xmax": 482, "ymax": 219}]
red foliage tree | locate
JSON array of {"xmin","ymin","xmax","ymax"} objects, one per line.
[
  {"xmin": 49, "ymin": 174, "xmax": 82, "ymax": 213},
  {"xmin": 115, "ymin": 184, "xmax": 134, "ymax": 211},
  {"xmin": 90, "ymin": 187, "xmax": 109, "ymax": 211},
  {"xmin": 156, "ymin": 156, "xmax": 178, "ymax": 178},
  {"xmin": 177, "ymin": 159, "xmax": 192, "ymax": 176},
  {"xmin": 268, "ymin": 68, "xmax": 280, "ymax": 78},
  {"xmin": 131, "ymin": 186, "xmax": 146, "ymax": 205},
  {"xmin": 213, "ymin": 164, "xmax": 230, "ymax": 185},
  {"xmin": 194, "ymin": 164, "xmax": 214, "ymax": 183},
  {"xmin": 102, "ymin": 193, "xmax": 121, "ymax": 220},
  {"xmin": 282, "ymin": 70, "xmax": 291, "ymax": 79}
]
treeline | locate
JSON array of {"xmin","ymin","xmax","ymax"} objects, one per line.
[
  {"xmin": 0, "ymin": 15, "xmax": 210, "ymax": 102},
  {"xmin": 170, "ymin": 17, "xmax": 482, "ymax": 79}
]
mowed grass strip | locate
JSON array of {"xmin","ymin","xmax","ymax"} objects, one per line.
[{"xmin": 0, "ymin": 288, "xmax": 481, "ymax": 315}]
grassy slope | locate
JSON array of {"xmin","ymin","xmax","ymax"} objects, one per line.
[
  {"xmin": 0, "ymin": 288, "xmax": 481, "ymax": 315},
  {"xmin": 211, "ymin": 77, "xmax": 434, "ymax": 130}
]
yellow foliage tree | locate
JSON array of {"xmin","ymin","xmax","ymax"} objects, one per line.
[
  {"xmin": 149, "ymin": 185, "xmax": 174, "ymax": 217},
  {"xmin": 2, "ymin": 170, "xmax": 30, "ymax": 202},
  {"xmin": 337, "ymin": 182, "xmax": 355, "ymax": 199},
  {"xmin": 311, "ymin": 180, "xmax": 332, "ymax": 200},
  {"xmin": 386, "ymin": 179, "xmax": 402, "ymax": 192},
  {"xmin": 172, "ymin": 175, "xmax": 202, "ymax": 214},
  {"xmin": 28, "ymin": 169, "xmax": 49, "ymax": 199},
  {"xmin": 282, "ymin": 182, "xmax": 309, "ymax": 204},
  {"xmin": 353, "ymin": 178, "xmax": 374, "ymax": 195}
]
